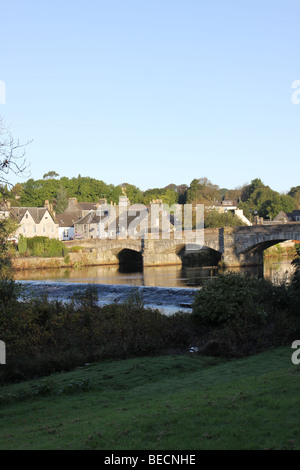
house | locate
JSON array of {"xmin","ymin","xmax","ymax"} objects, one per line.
[
  {"xmin": 63, "ymin": 198, "xmax": 107, "ymax": 219},
  {"xmin": 74, "ymin": 211, "xmax": 101, "ymax": 239},
  {"xmin": 273, "ymin": 210, "xmax": 300, "ymax": 223},
  {"xmin": 0, "ymin": 201, "xmax": 11, "ymax": 219},
  {"xmin": 56, "ymin": 213, "xmax": 77, "ymax": 241},
  {"xmin": 9, "ymin": 206, "xmax": 59, "ymax": 240},
  {"xmin": 55, "ymin": 197, "xmax": 108, "ymax": 240},
  {"xmin": 292, "ymin": 210, "xmax": 300, "ymax": 222},
  {"xmin": 273, "ymin": 211, "xmax": 292, "ymax": 224},
  {"xmin": 206, "ymin": 200, "xmax": 252, "ymax": 226}
]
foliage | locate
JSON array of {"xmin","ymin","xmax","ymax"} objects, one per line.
[
  {"xmin": 186, "ymin": 177, "xmax": 220, "ymax": 205},
  {"xmin": 204, "ymin": 210, "xmax": 246, "ymax": 228},
  {"xmin": 43, "ymin": 171, "xmax": 59, "ymax": 180},
  {"xmin": 54, "ymin": 186, "xmax": 69, "ymax": 214},
  {"xmin": 0, "ymin": 218, "xmax": 19, "ymax": 278},
  {"xmin": 17, "ymin": 234, "xmax": 27, "ymax": 254},
  {"xmin": 290, "ymin": 245, "xmax": 300, "ymax": 311},
  {"xmin": 17, "ymin": 236, "xmax": 69, "ymax": 258},
  {"xmin": 239, "ymin": 178, "xmax": 296, "ymax": 219},
  {"xmin": 0, "ymin": 286, "xmax": 193, "ymax": 384},
  {"xmin": 192, "ymin": 273, "xmax": 277, "ymax": 327}
]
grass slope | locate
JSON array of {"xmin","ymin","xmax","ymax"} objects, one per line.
[{"xmin": 0, "ymin": 347, "xmax": 299, "ymax": 450}]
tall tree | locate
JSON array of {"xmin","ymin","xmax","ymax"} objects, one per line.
[
  {"xmin": 54, "ymin": 186, "xmax": 69, "ymax": 214},
  {"xmin": 43, "ymin": 171, "xmax": 59, "ymax": 180}
]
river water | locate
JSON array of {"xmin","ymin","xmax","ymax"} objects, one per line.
[{"xmin": 14, "ymin": 259, "xmax": 295, "ymax": 315}]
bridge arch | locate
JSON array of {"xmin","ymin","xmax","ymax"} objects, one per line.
[
  {"xmin": 117, "ymin": 248, "xmax": 143, "ymax": 272},
  {"xmin": 180, "ymin": 245, "xmax": 222, "ymax": 267},
  {"xmin": 222, "ymin": 225, "xmax": 300, "ymax": 267}
]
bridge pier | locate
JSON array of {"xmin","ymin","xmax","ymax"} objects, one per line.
[
  {"xmin": 142, "ymin": 239, "xmax": 183, "ymax": 266},
  {"xmin": 221, "ymin": 249, "xmax": 264, "ymax": 268}
]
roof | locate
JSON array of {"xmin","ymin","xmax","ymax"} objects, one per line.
[
  {"xmin": 75, "ymin": 211, "xmax": 101, "ymax": 225},
  {"xmin": 9, "ymin": 207, "xmax": 55, "ymax": 224},
  {"xmin": 273, "ymin": 211, "xmax": 291, "ymax": 222},
  {"xmin": 55, "ymin": 212, "xmax": 79, "ymax": 227},
  {"xmin": 77, "ymin": 202, "xmax": 99, "ymax": 211},
  {"xmin": 0, "ymin": 202, "xmax": 10, "ymax": 211}
]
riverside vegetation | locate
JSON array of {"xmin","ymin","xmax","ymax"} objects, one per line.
[{"xmin": 0, "ymin": 247, "xmax": 299, "ymax": 385}]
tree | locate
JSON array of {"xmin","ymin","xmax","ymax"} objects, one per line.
[
  {"xmin": 54, "ymin": 186, "xmax": 69, "ymax": 214},
  {"xmin": 186, "ymin": 177, "xmax": 219, "ymax": 205},
  {"xmin": 121, "ymin": 184, "xmax": 143, "ymax": 204},
  {"xmin": 204, "ymin": 210, "xmax": 246, "ymax": 228},
  {"xmin": 0, "ymin": 118, "xmax": 30, "ymax": 283},
  {"xmin": 43, "ymin": 171, "xmax": 59, "ymax": 180},
  {"xmin": 0, "ymin": 118, "xmax": 30, "ymax": 191},
  {"xmin": 239, "ymin": 178, "xmax": 296, "ymax": 219},
  {"xmin": 288, "ymin": 186, "xmax": 300, "ymax": 209}
]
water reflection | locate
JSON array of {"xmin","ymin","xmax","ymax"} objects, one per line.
[{"xmin": 13, "ymin": 258, "xmax": 295, "ymax": 288}]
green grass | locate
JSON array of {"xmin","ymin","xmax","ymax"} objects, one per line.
[{"xmin": 0, "ymin": 347, "xmax": 299, "ymax": 450}]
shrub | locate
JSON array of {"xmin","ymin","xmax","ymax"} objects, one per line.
[
  {"xmin": 18, "ymin": 235, "xmax": 27, "ymax": 255},
  {"xmin": 290, "ymin": 246, "xmax": 300, "ymax": 313},
  {"xmin": 18, "ymin": 236, "xmax": 69, "ymax": 258},
  {"xmin": 191, "ymin": 273, "xmax": 277, "ymax": 328}
]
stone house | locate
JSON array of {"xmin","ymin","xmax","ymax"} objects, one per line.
[
  {"xmin": 58, "ymin": 198, "xmax": 108, "ymax": 240},
  {"xmin": 74, "ymin": 211, "xmax": 101, "ymax": 239},
  {"xmin": 9, "ymin": 206, "xmax": 59, "ymax": 240},
  {"xmin": 63, "ymin": 198, "xmax": 107, "ymax": 218}
]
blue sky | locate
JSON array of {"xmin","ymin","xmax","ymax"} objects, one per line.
[{"xmin": 1, "ymin": 0, "xmax": 300, "ymax": 193}]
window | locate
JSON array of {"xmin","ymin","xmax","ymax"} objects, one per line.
[
  {"xmin": 33, "ymin": 226, "xmax": 36, "ymax": 234},
  {"xmin": 43, "ymin": 226, "xmax": 46, "ymax": 233}
]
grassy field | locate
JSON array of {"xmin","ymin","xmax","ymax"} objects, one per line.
[{"xmin": 0, "ymin": 346, "xmax": 299, "ymax": 450}]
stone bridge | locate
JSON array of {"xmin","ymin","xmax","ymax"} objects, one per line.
[{"xmin": 65, "ymin": 223, "xmax": 300, "ymax": 268}]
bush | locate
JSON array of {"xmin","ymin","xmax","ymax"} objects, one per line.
[
  {"xmin": 0, "ymin": 286, "xmax": 193, "ymax": 384},
  {"xmin": 18, "ymin": 236, "xmax": 69, "ymax": 258},
  {"xmin": 290, "ymin": 246, "xmax": 300, "ymax": 313},
  {"xmin": 191, "ymin": 273, "xmax": 277, "ymax": 327},
  {"xmin": 18, "ymin": 235, "xmax": 27, "ymax": 254}
]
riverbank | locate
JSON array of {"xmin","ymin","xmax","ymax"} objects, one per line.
[
  {"xmin": 264, "ymin": 241, "xmax": 298, "ymax": 259},
  {"xmin": 11, "ymin": 250, "xmax": 112, "ymax": 271}
]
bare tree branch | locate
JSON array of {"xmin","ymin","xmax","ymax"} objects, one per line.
[{"xmin": 0, "ymin": 117, "xmax": 31, "ymax": 191}]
